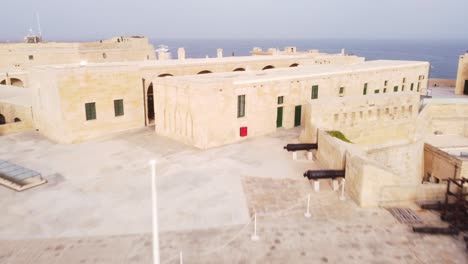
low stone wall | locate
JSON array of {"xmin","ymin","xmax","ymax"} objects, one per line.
[
  {"xmin": 428, "ymin": 79, "xmax": 456, "ymax": 87},
  {"xmin": 378, "ymin": 184, "xmax": 446, "ymax": 206},
  {"xmin": 0, "ymin": 121, "xmax": 32, "ymax": 135},
  {"xmin": 424, "ymin": 143, "xmax": 468, "ymax": 180},
  {"xmin": 316, "ymin": 130, "xmax": 348, "ymax": 170},
  {"xmin": 0, "ymin": 101, "xmax": 33, "ymax": 135},
  {"xmin": 301, "ymin": 93, "xmax": 420, "ymax": 145}
]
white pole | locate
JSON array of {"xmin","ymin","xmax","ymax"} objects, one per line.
[
  {"xmin": 179, "ymin": 251, "xmax": 183, "ymax": 264},
  {"xmin": 340, "ymin": 179, "xmax": 346, "ymax": 201},
  {"xmin": 150, "ymin": 160, "xmax": 160, "ymax": 264},
  {"xmin": 251, "ymin": 213, "xmax": 259, "ymax": 241},
  {"xmin": 304, "ymin": 194, "xmax": 311, "ymax": 218}
]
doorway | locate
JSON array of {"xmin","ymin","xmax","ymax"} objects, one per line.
[
  {"xmin": 464, "ymin": 80, "xmax": 468, "ymax": 95},
  {"xmin": 294, "ymin": 105, "xmax": 302, "ymax": 127},
  {"xmin": 276, "ymin": 107, "xmax": 283, "ymax": 128},
  {"xmin": 147, "ymin": 83, "xmax": 154, "ymax": 124}
]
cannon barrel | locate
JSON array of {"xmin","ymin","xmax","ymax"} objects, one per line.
[
  {"xmin": 283, "ymin": 143, "xmax": 318, "ymax": 152},
  {"xmin": 412, "ymin": 226, "xmax": 459, "ymax": 235},
  {"xmin": 303, "ymin": 170, "xmax": 345, "ymax": 180}
]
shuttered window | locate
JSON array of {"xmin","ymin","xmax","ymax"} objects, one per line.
[
  {"xmin": 311, "ymin": 85, "xmax": 319, "ymax": 99},
  {"xmin": 114, "ymin": 99, "xmax": 124, "ymax": 116},
  {"xmin": 237, "ymin": 95, "xmax": 245, "ymax": 118},
  {"xmin": 85, "ymin": 102, "xmax": 96, "ymax": 120}
]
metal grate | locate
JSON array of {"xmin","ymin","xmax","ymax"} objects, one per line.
[{"xmin": 387, "ymin": 207, "xmax": 422, "ymax": 224}]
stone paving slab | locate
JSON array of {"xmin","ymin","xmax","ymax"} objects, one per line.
[{"xmin": 1, "ymin": 204, "xmax": 467, "ymax": 264}]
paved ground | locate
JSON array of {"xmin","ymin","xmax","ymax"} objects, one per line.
[
  {"xmin": 0, "ymin": 128, "xmax": 467, "ymax": 263},
  {"xmin": 430, "ymin": 87, "xmax": 468, "ymax": 98}
]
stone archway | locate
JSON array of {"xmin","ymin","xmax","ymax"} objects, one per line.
[
  {"xmin": 10, "ymin": 78, "xmax": 24, "ymax": 87},
  {"xmin": 158, "ymin": 73, "xmax": 173, "ymax": 77},
  {"xmin": 0, "ymin": 80, "xmax": 6, "ymax": 85},
  {"xmin": 0, "ymin": 114, "xmax": 5, "ymax": 125},
  {"xmin": 290, "ymin": 63, "xmax": 299, "ymax": 67},
  {"xmin": 197, "ymin": 70, "xmax": 212, "ymax": 75},
  {"xmin": 262, "ymin": 65, "xmax": 275, "ymax": 70},
  {"xmin": 233, "ymin": 68, "xmax": 246, "ymax": 72}
]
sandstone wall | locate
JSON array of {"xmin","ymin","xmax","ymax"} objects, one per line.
[
  {"xmin": 30, "ymin": 65, "xmax": 144, "ymax": 143},
  {"xmin": 0, "ymin": 102, "xmax": 33, "ymax": 135},
  {"xmin": 455, "ymin": 53, "xmax": 468, "ymax": 95},
  {"xmin": 302, "ymin": 93, "xmax": 420, "ymax": 145}
]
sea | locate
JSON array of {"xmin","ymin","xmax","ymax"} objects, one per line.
[{"xmin": 151, "ymin": 39, "xmax": 468, "ymax": 80}]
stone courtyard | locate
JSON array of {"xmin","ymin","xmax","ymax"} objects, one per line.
[{"xmin": 0, "ymin": 127, "xmax": 467, "ymax": 263}]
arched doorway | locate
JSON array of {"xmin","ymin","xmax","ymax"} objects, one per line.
[
  {"xmin": 14, "ymin": 117, "xmax": 21, "ymax": 122},
  {"xmin": 147, "ymin": 83, "xmax": 154, "ymax": 124},
  {"xmin": 262, "ymin": 65, "xmax": 275, "ymax": 70},
  {"xmin": 0, "ymin": 79, "xmax": 6, "ymax": 85},
  {"xmin": 233, "ymin": 68, "xmax": 246, "ymax": 72},
  {"xmin": 197, "ymin": 70, "xmax": 212, "ymax": 75},
  {"xmin": 289, "ymin": 63, "xmax": 299, "ymax": 67},
  {"xmin": 10, "ymin": 78, "xmax": 24, "ymax": 87},
  {"xmin": 0, "ymin": 114, "xmax": 5, "ymax": 125}
]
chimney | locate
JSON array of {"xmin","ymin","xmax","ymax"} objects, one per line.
[
  {"xmin": 217, "ymin": 48, "xmax": 223, "ymax": 58},
  {"xmin": 178, "ymin": 48, "xmax": 186, "ymax": 60},
  {"xmin": 341, "ymin": 48, "xmax": 345, "ymax": 55}
]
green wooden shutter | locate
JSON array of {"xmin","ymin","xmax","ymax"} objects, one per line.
[
  {"xmin": 294, "ymin": 105, "xmax": 302, "ymax": 127},
  {"xmin": 311, "ymin": 85, "xmax": 318, "ymax": 99},
  {"xmin": 114, "ymin": 99, "xmax": 124, "ymax": 116},
  {"xmin": 237, "ymin": 95, "xmax": 245, "ymax": 118},
  {"xmin": 276, "ymin": 107, "xmax": 283, "ymax": 128},
  {"xmin": 85, "ymin": 102, "xmax": 96, "ymax": 120}
]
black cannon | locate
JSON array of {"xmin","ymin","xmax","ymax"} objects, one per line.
[
  {"xmin": 303, "ymin": 170, "xmax": 345, "ymax": 180},
  {"xmin": 283, "ymin": 143, "xmax": 318, "ymax": 152},
  {"xmin": 412, "ymin": 226, "xmax": 459, "ymax": 235}
]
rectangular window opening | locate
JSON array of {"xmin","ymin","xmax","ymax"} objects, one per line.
[
  {"xmin": 114, "ymin": 99, "xmax": 124, "ymax": 117},
  {"xmin": 277, "ymin": 96, "xmax": 284, "ymax": 105},
  {"xmin": 85, "ymin": 102, "xmax": 96, "ymax": 121},
  {"xmin": 237, "ymin": 95, "xmax": 246, "ymax": 118},
  {"xmin": 311, "ymin": 85, "xmax": 319, "ymax": 99}
]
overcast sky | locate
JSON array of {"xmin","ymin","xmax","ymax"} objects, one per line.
[{"xmin": 1, "ymin": 0, "xmax": 467, "ymax": 41}]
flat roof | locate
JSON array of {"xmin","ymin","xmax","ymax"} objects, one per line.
[
  {"xmin": 161, "ymin": 60, "xmax": 429, "ymax": 84},
  {"xmin": 0, "ymin": 85, "xmax": 32, "ymax": 107},
  {"xmin": 425, "ymin": 135, "xmax": 468, "ymax": 148},
  {"xmin": 35, "ymin": 52, "xmax": 355, "ymax": 70}
]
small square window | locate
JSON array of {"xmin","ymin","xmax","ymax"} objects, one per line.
[
  {"xmin": 384, "ymin": 80, "xmax": 388, "ymax": 86},
  {"xmin": 402, "ymin": 85, "xmax": 405, "ymax": 91},
  {"xmin": 383, "ymin": 88, "xmax": 387, "ymax": 93},
  {"xmin": 114, "ymin": 99, "xmax": 124, "ymax": 116},
  {"xmin": 403, "ymin": 78, "xmax": 406, "ymax": 83},
  {"xmin": 339, "ymin": 87, "xmax": 345, "ymax": 95},
  {"xmin": 374, "ymin": 89, "xmax": 380, "ymax": 94},
  {"xmin": 85, "ymin": 102, "xmax": 96, "ymax": 120},
  {"xmin": 394, "ymin": 86, "xmax": 398, "ymax": 92},
  {"xmin": 28, "ymin": 55, "xmax": 34, "ymax": 60},
  {"xmin": 277, "ymin": 96, "xmax": 284, "ymax": 104}
]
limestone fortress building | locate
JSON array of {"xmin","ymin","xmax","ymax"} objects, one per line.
[{"xmin": 1, "ymin": 36, "xmax": 467, "ymax": 207}]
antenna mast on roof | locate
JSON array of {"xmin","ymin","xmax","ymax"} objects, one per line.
[{"xmin": 36, "ymin": 12, "xmax": 42, "ymax": 38}]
